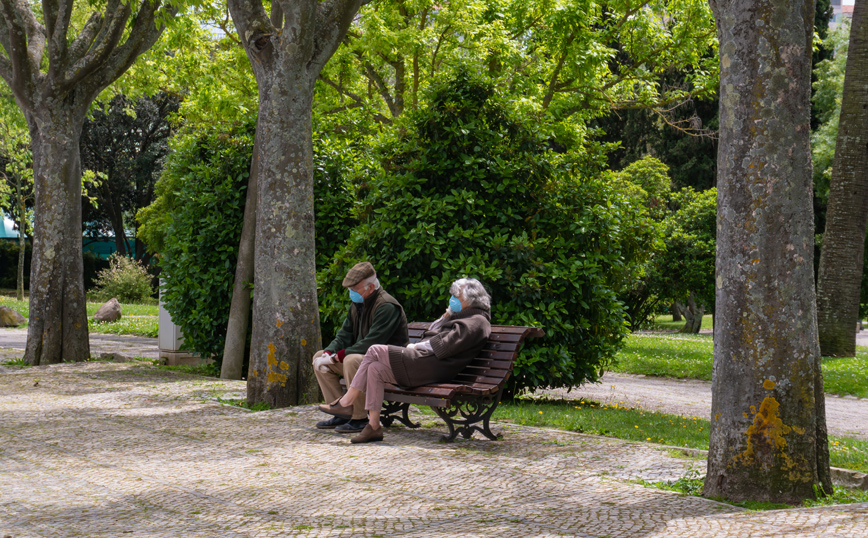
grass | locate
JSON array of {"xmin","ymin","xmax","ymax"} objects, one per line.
[
  {"xmin": 612, "ymin": 332, "xmax": 868, "ymax": 399},
  {"xmin": 644, "ymin": 468, "xmax": 868, "ymax": 510},
  {"xmin": 216, "ymin": 397, "xmax": 273, "ymax": 412},
  {"xmin": 651, "ymin": 314, "xmax": 714, "ymax": 332},
  {"xmin": 492, "ymin": 396, "xmax": 868, "ymax": 474},
  {"xmin": 0, "ymin": 296, "xmax": 158, "ymax": 337},
  {"xmin": 88, "ymin": 317, "xmax": 157, "ymax": 338}
]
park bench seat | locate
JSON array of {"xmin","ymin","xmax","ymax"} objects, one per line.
[{"xmin": 379, "ymin": 322, "xmax": 544, "ymax": 442}]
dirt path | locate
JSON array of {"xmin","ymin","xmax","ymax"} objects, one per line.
[{"xmin": 539, "ymin": 372, "xmax": 868, "ymax": 440}]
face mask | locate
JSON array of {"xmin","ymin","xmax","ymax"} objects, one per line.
[
  {"xmin": 449, "ymin": 295, "xmax": 462, "ymax": 313},
  {"xmin": 349, "ymin": 289, "xmax": 364, "ymax": 303}
]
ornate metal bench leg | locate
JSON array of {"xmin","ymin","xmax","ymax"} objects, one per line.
[
  {"xmin": 478, "ymin": 414, "xmax": 503, "ymax": 441},
  {"xmin": 381, "ymin": 401, "xmax": 420, "ymax": 428},
  {"xmin": 432, "ymin": 406, "xmax": 460, "ymax": 443}
]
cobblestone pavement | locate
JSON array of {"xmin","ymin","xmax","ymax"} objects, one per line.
[
  {"xmin": 544, "ymin": 372, "xmax": 868, "ymax": 441},
  {"xmin": 1, "ymin": 362, "xmax": 867, "ymax": 537},
  {"xmin": 0, "ymin": 328, "xmax": 159, "ymax": 364}
]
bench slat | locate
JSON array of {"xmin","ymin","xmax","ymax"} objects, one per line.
[
  {"xmin": 385, "ymin": 393, "xmax": 450, "ymax": 407},
  {"xmin": 476, "ymin": 351, "xmax": 514, "ymax": 361},
  {"xmin": 487, "ymin": 332, "xmax": 525, "ymax": 343},
  {"xmin": 454, "ymin": 373, "xmax": 504, "ymax": 385},
  {"xmin": 463, "ymin": 367, "xmax": 511, "ymax": 378},
  {"xmin": 467, "ymin": 358, "xmax": 513, "ymax": 369}
]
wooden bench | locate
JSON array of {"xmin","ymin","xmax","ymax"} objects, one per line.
[{"xmin": 378, "ymin": 323, "xmax": 544, "ymax": 442}]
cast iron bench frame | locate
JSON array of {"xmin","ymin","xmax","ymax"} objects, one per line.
[{"xmin": 378, "ymin": 322, "xmax": 544, "ymax": 442}]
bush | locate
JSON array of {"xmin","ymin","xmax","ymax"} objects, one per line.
[
  {"xmin": 91, "ymin": 253, "xmax": 154, "ymax": 303},
  {"xmin": 318, "ymin": 71, "xmax": 658, "ymax": 393},
  {"xmin": 146, "ymin": 122, "xmax": 255, "ymax": 365},
  {"xmin": 137, "ymin": 117, "xmax": 363, "ymax": 368}
]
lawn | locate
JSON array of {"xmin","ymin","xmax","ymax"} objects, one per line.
[
  {"xmin": 613, "ymin": 332, "xmax": 868, "ymax": 399},
  {"xmin": 0, "ymin": 296, "xmax": 158, "ymax": 337},
  {"xmin": 651, "ymin": 314, "xmax": 714, "ymax": 332},
  {"xmin": 492, "ymin": 396, "xmax": 868, "ymax": 475}
]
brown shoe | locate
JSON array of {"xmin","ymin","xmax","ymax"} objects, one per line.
[
  {"xmin": 350, "ymin": 423, "xmax": 384, "ymax": 444},
  {"xmin": 318, "ymin": 399, "xmax": 354, "ymax": 419}
]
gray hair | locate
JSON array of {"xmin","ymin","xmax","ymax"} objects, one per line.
[
  {"xmin": 363, "ymin": 274, "xmax": 381, "ymax": 290},
  {"xmin": 450, "ymin": 278, "xmax": 490, "ymax": 310}
]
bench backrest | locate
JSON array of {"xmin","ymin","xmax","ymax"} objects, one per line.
[{"xmin": 407, "ymin": 322, "xmax": 544, "ymax": 395}]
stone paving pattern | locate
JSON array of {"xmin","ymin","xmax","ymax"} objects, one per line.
[{"xmin": 1, "ymin": 362, "xmax": 867, "ymax": 537}]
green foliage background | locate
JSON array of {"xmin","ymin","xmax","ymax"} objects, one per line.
[{"xmin": 317, "ymin": 72, "xmax": 660, "ymax": 392}]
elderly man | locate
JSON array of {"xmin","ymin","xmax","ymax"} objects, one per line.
[{"xmin": 312, "ymin": 262, "xmax": 409, "ymax": 433}]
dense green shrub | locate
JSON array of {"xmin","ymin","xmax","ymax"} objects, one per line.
[
  {"xmin": 318, "ymin": 71, "xmax": 659, "ymax": 393},
  {"xmin": 147, "ymin": 123, "xmax": 254, "ymax": 365},
  {"xmin": 138, "ymin": 119, "xmax": 363, "ymax": 366},
  {"xmin": 91, "ymin": 253, "xmax": 154, "ymax": 303}
]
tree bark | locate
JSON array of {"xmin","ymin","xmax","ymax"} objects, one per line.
[
  {"xmin": 704, "ymin": 0, "xmax": 831, "ymax": 503},
  {"xmin": 24, "ymin": 115, "xmax": 90, "ymax": 364},
  {"xmin": 671, "ymin": 302, "xmax": 683, "ymax": 322},
  {"xmin": 221, "ymin": 132, "xmax": 259, "ymax": 380},
  {"xmin": 816, "ymin": 0, "xmax": 868, "ymax": 357},
  {"xmin": 678, "ymin": 292, "xmax": 704, "ymax": 334},
  {"xmin": 16, "ymin": 184, "xmax": 25, "ymax": 301},
  {"xmin": 228, "ymin": 0, "xmax": 368, "ymax": 406}
]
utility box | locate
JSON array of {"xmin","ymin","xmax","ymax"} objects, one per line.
[{"xmin": 158, "ymin": 281, "xmax": 203, "ymax": 366}]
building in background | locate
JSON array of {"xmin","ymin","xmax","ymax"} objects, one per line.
[{"xmin": 831, "ymin": 0, "xmax": 856, "ymax": 28}]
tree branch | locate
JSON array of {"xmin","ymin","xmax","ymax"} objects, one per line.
[
  {"xmin": 319, "ymin": 73, "xmax": 366, "ymax": 106},
  {"xmin": 65, "ymin": 12, "xmax": 103, "ymax": 65},
  {"xmin": 80, "ymin": 1, "xmax": 173, "ymax": 100},
  {"xmin": 59, "ymin": 0, "xmax": 129, "ymax": 92},
  {"xmin": 0, "ymin": 0, "xmax": 44, "ymax": 104},
  {"xmin": 309, "ymin": 0, "xmax": 370, "ymax": 73},
  {"xmin": 44, "ymin": 0, "xmax": 73, "ymax": 75},
  {"xmin": 227, "ymin": 0, "xmax": 274, "ymax": 55}
]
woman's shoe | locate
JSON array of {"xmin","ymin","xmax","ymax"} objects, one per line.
[
  {"xmin": 318, "ymin": 399, "xmax": 354, "ymax": 419},
  {"xmin": 350, "ymin": 423, "xmax": 384, "ymax": 444}
]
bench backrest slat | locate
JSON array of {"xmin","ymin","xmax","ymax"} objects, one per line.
[{"xmin": 395, "ymin": 323, "xmax": 543, "ymax": 399}]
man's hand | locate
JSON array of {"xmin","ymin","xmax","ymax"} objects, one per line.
[
  {"xmin": 313, "ymin": 352, "xmax": 335, "ymax": 373},
  {"xmin": 406, "ymin": 343, "xmax": 417, "ymax": 350}
]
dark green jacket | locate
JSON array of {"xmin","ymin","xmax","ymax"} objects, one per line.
[{"xmin": 325, "ymin": 288, "xmax": 409, "ymax": 356}]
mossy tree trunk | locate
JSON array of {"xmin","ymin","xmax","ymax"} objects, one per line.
[
  {"xmin": 816, "ymin": 0, "xmax": 868, "ymax": 357},
  {"xmin": 228, "ymin": 0, "xmax": 368, "ymax": 406},
  {"xmin": 704, "ymin": 0, "xmax": 832, "ymax": 503}
]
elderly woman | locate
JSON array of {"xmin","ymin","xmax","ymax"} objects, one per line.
[{"xmin": 319, "ymin": 277, "xmax": 492, "ymax": 443}]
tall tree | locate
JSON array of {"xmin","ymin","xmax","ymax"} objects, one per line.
[
  {"xmin": 815, "ymin": 0, "xmax": 868, "ymax": 357},
  {"xmin": 704, "ymin": 0, "xmax": 832, "ymax": 503},
  {"xmin": 0, "ymin": 1, "xmax": 180, "ymax": 365},
  {"xmin": 227, "ymin": 0, "xmax": 368, "ymax": 404}
]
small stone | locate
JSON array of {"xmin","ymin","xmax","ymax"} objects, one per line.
[
  {"xmin": 93, "ymin": 298, "xmax": 122, "ymax": 322},
  {"xmin": 0, "ymin": 306, "xmax": 26, "ymax": 327}
]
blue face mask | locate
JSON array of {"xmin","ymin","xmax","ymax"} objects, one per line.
[
  {"xmin": 349, "ymin": 289, "xmax": 364, "ymax": 303},
  {"xmin": 449, "ymin": 295, "xmax": 462, "ymax": 313}
]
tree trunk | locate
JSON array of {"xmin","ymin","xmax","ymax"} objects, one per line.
[
  {"xmin": 221, "ymin": 132, "xmax": 259, "ymax": 380},
  {"xmin": 245, "ymin": 77, "xmax": 322, "ymax": 407},
  {"xmin": 16, "ymin": 189, "xmax": 25, "ymax": 301},
  {"xmin": 229, "ymin": 0, "xmax": 367, "ymax": 407},
  {"xmin": 704, "ymin": 0, "xmax": 831, "ymax": 503},
  {"xmin": 671, "ymin": 302, "xmax": 683, "ymax": 322},
  {"xmin": 678, "ymin": 292, "xmax": 704, "ymax": 334},
  {"xmin": 24, "ymin": 116, "xmax": 90, "ymax": 365},
  {"xmin": 816, "ymin": 0, "xmax": 868, "ymax": 357}
]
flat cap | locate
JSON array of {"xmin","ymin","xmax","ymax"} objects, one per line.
[{"xmin": 342, "ymin": 261, "xmax": 376, "ymax": 288}]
